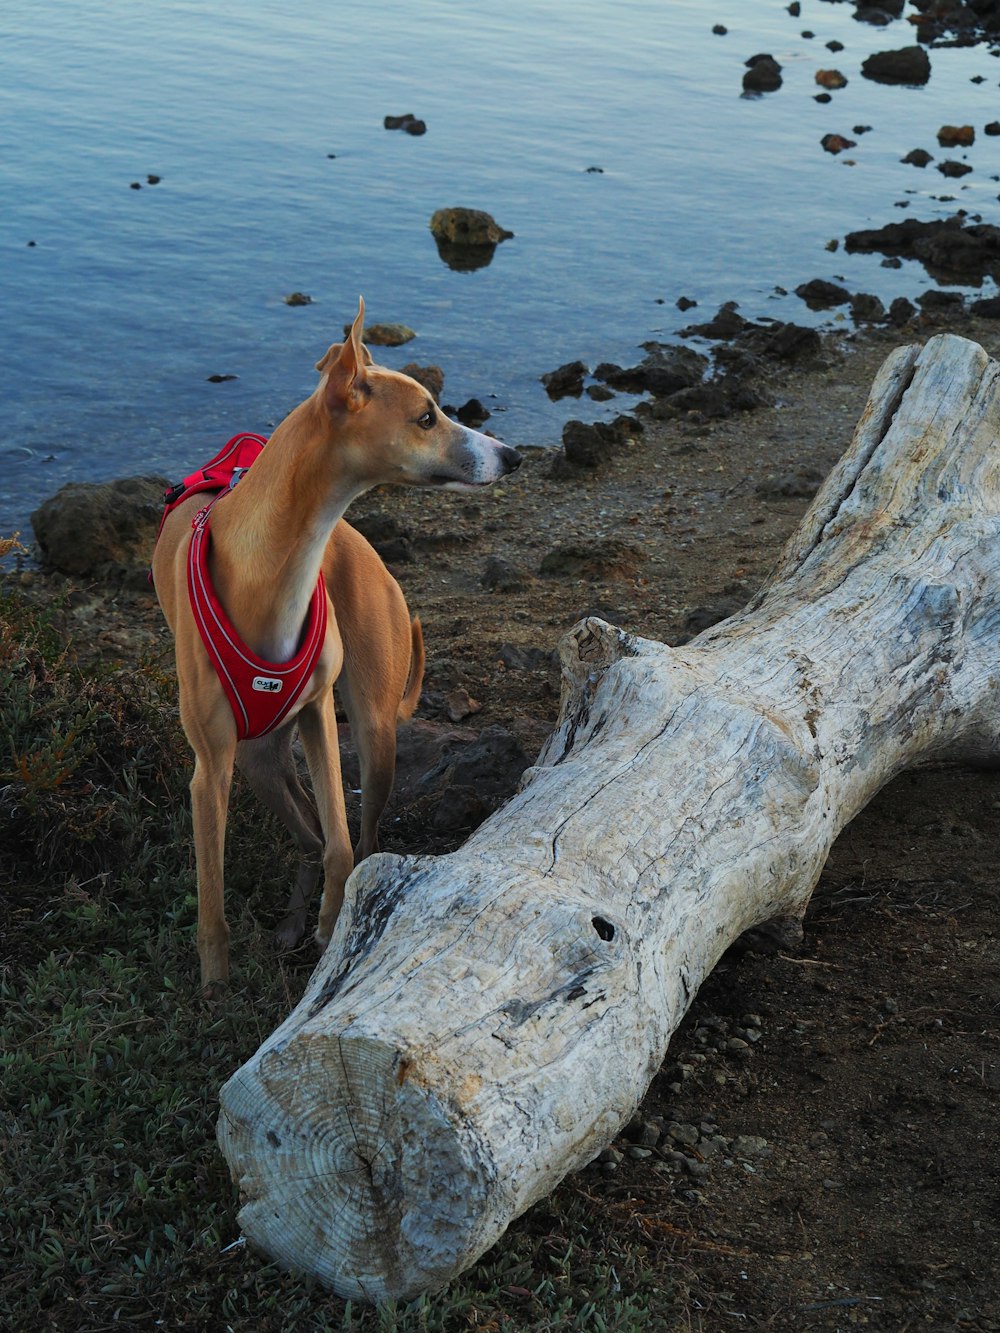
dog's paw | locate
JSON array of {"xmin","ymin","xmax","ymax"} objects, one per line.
[
  {"xmin": 313, "ymin": 925, "xmax": 332, "ymax": 954},
  {"xmin": 200, "ymin": 978, "xmax": 229, "ymax": 1003},
  {"xmin": 274, "ymin": 912, "xmax": 307, "ymax": 951}
]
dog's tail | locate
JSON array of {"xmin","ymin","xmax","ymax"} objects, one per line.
[{"xmin": 397, "ymin": 617, "xmax": 425, "ymax": 721}]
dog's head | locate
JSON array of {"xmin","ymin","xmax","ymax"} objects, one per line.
[{"xmin": 315, "ymin": 299, "xmax": 521, "ymax": 491}]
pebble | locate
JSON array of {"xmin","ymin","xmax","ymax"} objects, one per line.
[
  {"xmin": 626, "ymin": 1145, "xmax": 653, "ymax": 1160},
  {"xmin": 482, "ymin": 556, "xmax": 527, "ymax": 593},
  {"xmin": 731, "ymin": 1135, "xmax": 770, "ymax": 1160},
  {"xmin": 938, "ymin": 124, "xmax": 975, "ymax": 148},
  {"xmin": 633, "ymin": 1120, "xmax": 662, "ymax": 1147},
  {"xmin": 815, "ymin": 69, "xmax": 848, "ymax": 90}
]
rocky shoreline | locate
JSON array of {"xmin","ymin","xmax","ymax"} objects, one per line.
[{"xmin": 14, "ymin": 295, "xmax": 1000, "ymax": 831}]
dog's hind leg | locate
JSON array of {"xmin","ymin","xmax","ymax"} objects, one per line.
[
  {"xmin": 336, "ymin": 669, "xmax": 397, "ymax": 861},
  {"xmin": 236, "ymin": 728, "xmax": 324, "ymax": 950}
]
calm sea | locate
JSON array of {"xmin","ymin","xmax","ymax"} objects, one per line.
[{"xmin": 2, "ymin": 0, "xmax": 999, "ymax": 538}]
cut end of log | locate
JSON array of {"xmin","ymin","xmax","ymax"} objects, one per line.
[{"xmin": 218, "ymin": 1032, "xmax": 493, "ymax": 1301}]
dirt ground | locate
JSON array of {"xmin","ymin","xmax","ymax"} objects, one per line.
[{"xmin": 24, "ymin": 313, "xmax": 1000, "ymax": 1329}]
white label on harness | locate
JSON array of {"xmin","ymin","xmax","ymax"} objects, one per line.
[{"xmin": 252, "ymin": 676, "xmax": 283, "ymax": 694}]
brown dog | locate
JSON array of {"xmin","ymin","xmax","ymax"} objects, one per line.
[{"xmin": 152, "ymin": 299, "xmax": 521, "ymax": 991}]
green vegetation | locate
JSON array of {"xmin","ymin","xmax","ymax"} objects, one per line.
[{"xmin": 0, "ymin": 587, "xmax": 689, "ymax": 1331}]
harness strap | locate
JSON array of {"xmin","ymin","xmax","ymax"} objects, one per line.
[
  {"xmin": 152, "ymin": 432, "xmax": 268, "ymax": 554},
  {"xmin": 187, "ymin": 506, "xmax": 329, "ymax": 740}
]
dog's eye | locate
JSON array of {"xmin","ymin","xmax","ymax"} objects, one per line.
[{"xmin": 417, "ymin": 407, "xmax": 436, "ymax": 430}]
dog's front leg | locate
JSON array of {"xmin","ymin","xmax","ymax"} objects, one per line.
[
  {"xmin": 296, "ymin": 692, "xmax": 355, "ymax": 952},
  {"xmin": 189, "ymin": 737, "xmax": 237, "ymax": 995}
]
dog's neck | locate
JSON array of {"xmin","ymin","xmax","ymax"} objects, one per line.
[{"xmin": 206, "ymin": 396, "xmax": 365, "ymax": 661}]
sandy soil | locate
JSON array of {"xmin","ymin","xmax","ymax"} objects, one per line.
[{"xmin": 19, "ymin": 311, "xmax": 1000, "ymax": 1329}]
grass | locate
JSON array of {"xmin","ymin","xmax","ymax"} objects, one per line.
[{"xmin": 0, "ymin": 584, "xmax": 696, "ymax": 1332}]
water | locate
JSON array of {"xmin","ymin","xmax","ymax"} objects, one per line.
[{"xmin": 3, "ymin": 0, "xmax": 999, "ymax": 539}]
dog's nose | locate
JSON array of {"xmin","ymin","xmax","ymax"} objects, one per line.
[{"xmin": 499, "ymin": 445, "xmax": 522, "ymax": 474}]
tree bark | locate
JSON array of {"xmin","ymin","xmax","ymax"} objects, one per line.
[{"xmin": 217, "ymin": 333, "xmax": 1000, "ymax": 1302}]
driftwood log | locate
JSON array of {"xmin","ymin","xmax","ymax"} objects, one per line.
[{"xmin": 217, "ymin": 333, "xmax": 1000, "ymax": 1301}]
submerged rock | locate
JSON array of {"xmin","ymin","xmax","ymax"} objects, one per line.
[
  {"xmin": 850, "ymin": 293, "xmax": 887, "ymax": 323},
  {"xmin": 861, "ymin": 47, "xmax": 931, "ymax": 85},
  {"xmin": 384, "ymin": 113, "xmax": 426, "ymax": 135},
  {"xmin": 679, "ymin": 301, "xmax": 749, "ymax": 340},
  {"xmin": 429, "ymin": 207, "xmax": 513, "ymax": 246},
  {"xmin": 938, "ymin": 160, "xmax": 973, "ymax": 178},
  {"xmin": 821, "ymin": 133, "xmax": 856, "ymax": 154},
  {"xmin": 456, "ymin": 398, "xmax": 490, "ymax": 427},
  {"xmin": 355, "ymin": 322, "xmax": 416, "ymax": 346},
  {"xmin": 844, "ymin": 216, "xmax": 1000, "ymax": 282},
  {"xmin": 795, "ymin": 278, "xmax": 851, "ymax": 309},
  {"xmin": 429, "ymin": 207, "xmax": 513, "ymax": 271},
  {"xmin": 743, "ymin": 53, "xmax": 783, "ymax": 93},
  {"xmin": 938, "ymin": 124, "xmax": 975, "ymax": 148},
  {"xmin": 541, "ymin": 360, "xmax": 588, "ymax": 399},
  {"xmin": 853, "ymin": 4, "xmax": 902, "ymax": 24},
  {"xmin": 594, "ymin": 345, "xmax": 708, "ymax": 397},
  {"xmin": 400, "ymin": 363, "xmax": 444, "ymax": 400}
]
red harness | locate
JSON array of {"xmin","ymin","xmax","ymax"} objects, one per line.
[{"xmin": 156, "ymin": 433, "xmax": 329, "ymax": 741}]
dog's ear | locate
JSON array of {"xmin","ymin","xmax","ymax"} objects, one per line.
[
  {"xmin": 315, "ymin": 340, "xmax": 374, "ymax": 373},
  {"xmin": 314, "ymin": 343, "xmax": 343, "ymax": 374},
  {"xmin": 321, "ymin": 298, "xmax": 373, "ymax": 413}
]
